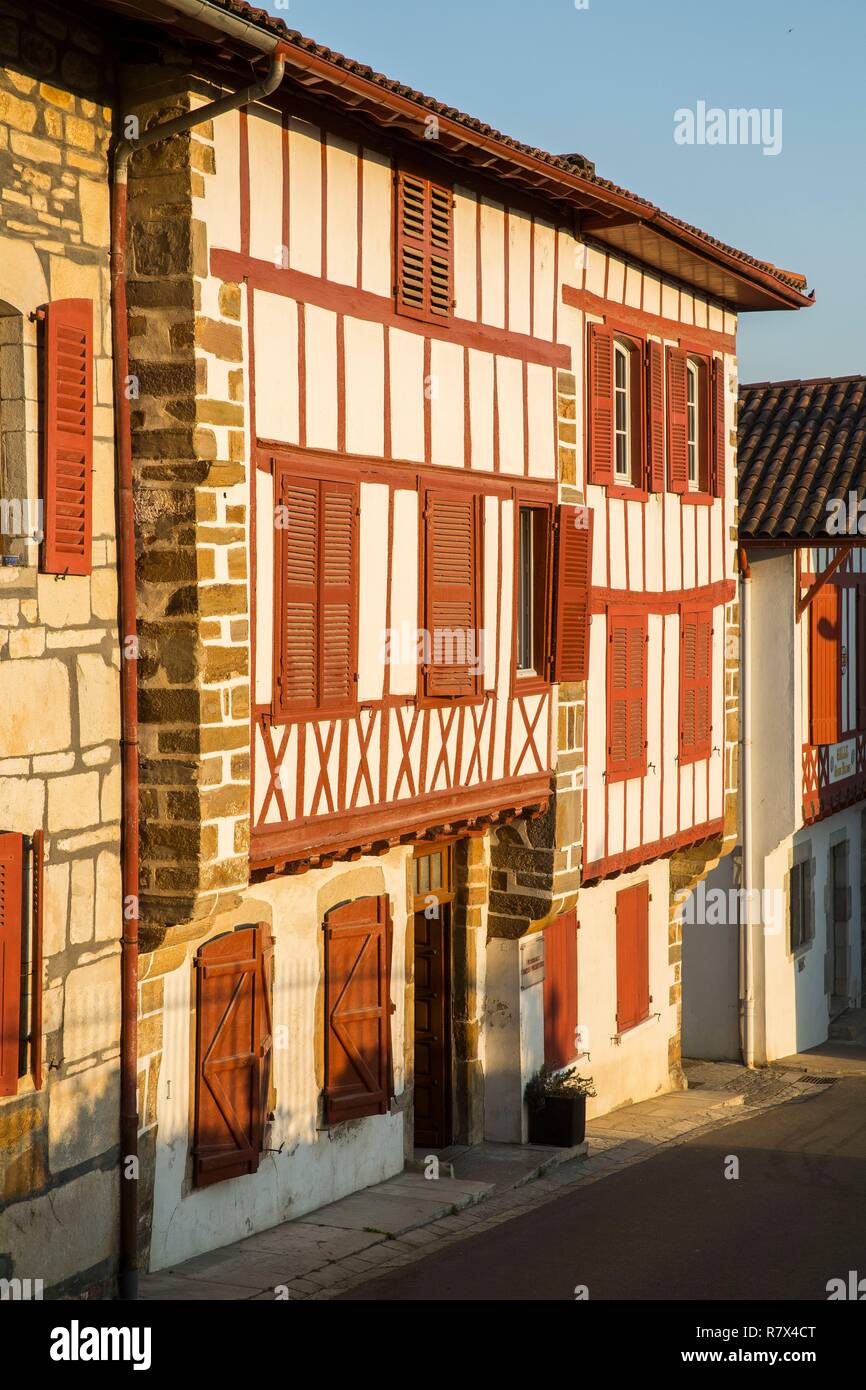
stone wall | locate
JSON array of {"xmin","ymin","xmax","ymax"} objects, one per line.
[
  {"xmin": 0, "ymin": 0, "xmax": 121, "ymax": 1297},
  {"xmin": 121, "ymin": 62, "xmax": 251, "ymax": 939}
]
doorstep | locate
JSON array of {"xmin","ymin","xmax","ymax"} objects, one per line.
[{"xmin": 140, "ymin": 1140, "xmax": 587, "ymax": 1301}]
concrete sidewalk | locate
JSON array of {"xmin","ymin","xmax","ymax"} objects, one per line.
[{"xmin": 140, "ymin": 1063, "xmax": 825, "ymax": 1301}]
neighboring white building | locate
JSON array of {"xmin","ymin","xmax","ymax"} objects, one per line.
[{"xmin": 684, "ymin": 376, "xmax": 866, "ymax": 1064}]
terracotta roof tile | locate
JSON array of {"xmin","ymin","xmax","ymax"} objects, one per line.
[{"xmin": 738, "ymin": 376, "xmax": 866, "ymax": 539}]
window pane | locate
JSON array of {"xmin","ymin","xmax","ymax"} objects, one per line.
[
  {"xmin": 517, "ymin": 508, "xmax": 534, "ymax": 670},
  {"xmin": 430, "ymin": 852, "xmax": 442, "ymax": 890}
]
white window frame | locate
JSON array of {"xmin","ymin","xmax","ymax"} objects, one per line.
[
  {"xmin": 687, "ymin": 358, "xmax": 699, "ymax": 490},
  {"xmin": 613, "ymin": 340, "xmax": 631, "ymax": 485},
  {"xmin": 517, "ymin": 505, "xmax": 536, "ymax": 675}
]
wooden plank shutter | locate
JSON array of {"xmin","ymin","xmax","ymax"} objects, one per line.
[
  {"xmin": 42, "ymin": 298, "xmax": 93, "ymax": 576},
  {"xmin": 424, "ymin": 488, "xmax": 479, "ymax": 698},
  {"xmin": 711, "ymin": 356, "xmax": 726, "ymax": 497},
  {"xmin": 588, "ymin": 323, "xmax": 614, "ymax": 485},
  {"xmin": 646, "ymin": 339, "xmax": 665, "ymax": 492},
  {"xmin": 616, "ymin": 881, "xmax": 649, "ymax": 1033},
  {"xmin": 680, "ymin": 608, "xmax": 713, "ymax": 761},
  {"xmin": 666, "ymin": 346, "xmax": 689, "ymax": 494},
  {"xmin": 543, "ymin": 910, "xmax": 578, "ymax": 1071},
  {"xmin": 810, "ymin": 583, "xmax": 840, "ymax": 745},
  {"xmin": 857, "ymin": 589, "xmax": 866, "ymax": 731},
  {"xmin": 552, "ymin": 504, "xmax": 593, "ymax": 682},
  {"xmin": 395, "ymin": 171, "xmax": 453, "ymax": 322},
  {"xmin": 324, "ymin": 896, "xmax": 391, "ymax": 1124},
  {"xmin": 193, "ymin": 924, "xmax": 273, "ymax": 1189},
  {"xmin": 0, "ymin": 832, "xmax": 24, "ymax": 1097}
]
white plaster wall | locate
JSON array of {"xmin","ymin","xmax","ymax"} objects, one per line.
[{"xmin": 149, "ymin": 850, "xmax": 410, "ymax": 1271}]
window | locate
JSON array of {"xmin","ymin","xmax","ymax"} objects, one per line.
[
  {"xmin": 809, "ymin": 582, "xmax": 840, "ymax": 745},
  {"xmin": 273, "ymin": 468, "xmax": 358, "ymax": 717},
  {"xmin": 789, "ymin": 858, "xmax": 814, "ymax": 954},
  {"xmin": 687, "ymin": 359, "xmax": 699, "ymax": 487},
  {"xmin": 614, "ymin": 341, "xmax": 631, "ymax": 482},
  {"xmin": 679, "ymin": 607, "xmax": 713, "ymax": 763},
  {"xmin": 0, "ymin": 831, "xmax": 43, "ymax": 1098},
  {"xmin": 616, "ymin": 881, "xmax": 650, "ymax": 1033},
  {"xmin": 607, "ymin": 612, "xmax": 648, "ymax": 780},
  {"xmin": 544, "ymin": 909, "xmax": 578, "ymax": 1070},
  {"xmin": 324, "ymin": 896, "xmax": 392, "ymax": 1124},
  {"xmin": 193, "ymin": 925, "xmax": 274, "ymax": 1188},
  {"xmin": 552, "ymin": 503, "xmax": 593, "ymax": 683},
  {"xmin": 517, "ymin": 505, "xmax": 551, "ymax": 679},
  {"xmin": 395, "ymin": 170, "xmax": 453, "ymax": 322},
  {"xmin": 423, "ymin": 487, "xmax": 481, "ymax": 698},
  {"xmin": 587, "ymin": 325, "xmax": 645, "ymax": 489}
]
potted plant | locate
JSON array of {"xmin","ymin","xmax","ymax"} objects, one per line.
[{"xmin": 524, "ymin": 1066, "xmax": 596, "ymax": 1147}]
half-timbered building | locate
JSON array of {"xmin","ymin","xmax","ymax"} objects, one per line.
[
  {"xmin": 684, "ymin": 376, "xmax": 866, "ymax": 1065},
  {"xmin": 79, "ymin": 0, "xmax": 813, "ymax": 1273}
]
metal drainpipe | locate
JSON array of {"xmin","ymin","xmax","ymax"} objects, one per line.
[
  {"xmin": 111, "ymin": 2, "xmax": 287, "ymax": 1299},
  {"xmin": 738, "ymin": 547, "xmax": 754, "ymax": 1068}
]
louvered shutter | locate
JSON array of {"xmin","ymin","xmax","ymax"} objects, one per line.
[
  {"xmin": 608, "ymin": 614, "xmax": 647, "ymax": 778},
  {"xmin": 0, "ymin": 832, "xmax": 24, "ymax": 1097},
  {"xmin": 857, "ymin": 589, "xmax": 866, "ymax": 731},
  {"xmin": 810, "ymin": 583, "xmax": 840, "ymax": 745},
  {"xmin": 666, "ymin": 346, "xmax": 688, "ymax": 494},
  {"xmin": 553, "ymin": 504, "xmax": 593, "ymax": 682},
  {"xmin": 711, "ymin": 356, "xmax": 726, "ymax": 498},
  {"xmin": 324, "ymin": 896, "xmax": 391, "ymax": 1124},
  {"xmin": 680, "ymin": 608, "xmax": 713, "ymax": 761},
  {"xmin": 275, "ymin": 472, "xmax": 357, "ymax": 715},
  {"xmin": 424, "ymin": 488, "xmax": 478, "ymax": 698},
  {"xmin": 616, "ymin": 881, "xmax": 649, "ymax": 1033},
  {"xmin": 543, "ymin": 909, "xmax": 578, "ymax": 1071},
  {"xmin": 320, "ymin": 481, "xmax": 358, "ymax": 710},
  {"xmin": 646, "ymin": 339, "xmax": 665, "ymax": 491},
  {"xmin": 395, "ymin": 171, "xmax": 453, "ymax": 322},
  {"xmin": 276, "ymin": 475, "xmax": 318, "ymax": 712},
  {"xmin": 588, "ymin": 323, "xmax": 614, "ymax": 485},
  {"xmin": 42, "ymin": 298, "xmax": 93, "ymax": 576},
  {"xmin": 193, "ymin": 924, "xmax": 273, "ymax": 1189}
]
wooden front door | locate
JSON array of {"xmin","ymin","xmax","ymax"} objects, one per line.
[{"xmin": 413, "ymin": 843, "xmax": 454, "ymax": 1150}]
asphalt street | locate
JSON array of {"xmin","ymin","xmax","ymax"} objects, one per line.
[{"xmin": 341, "ymin": 1077, "xmax": 866, "ymax": 1300}]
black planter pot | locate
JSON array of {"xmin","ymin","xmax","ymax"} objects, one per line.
[{"xmin": 527, "ymin": 1093, "xmax": 587, "ymax": 1148}]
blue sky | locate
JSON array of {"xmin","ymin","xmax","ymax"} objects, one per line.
[{"xmin": 260, "ymin": 0, "xmax": 865, "ymax": 384}]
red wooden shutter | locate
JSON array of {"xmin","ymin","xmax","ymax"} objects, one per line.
[
  {"xmin": 646, "ymin": 339, "xmax": 665, "ymax": 492},
  {"xmin": 553, "ymin": 504, "xmax": 593, "ymax": 682},
  {"xmin": 276, "ymin": 475, "xmax": 318, "ymax": 712},
  {"xmin": 857, "ymin": 589, "xmax": 866, "ymax": 731},
  {"xmin": 320, "ymin": 481, "xmax": 358, "ymax": 710},
  {"xmin": 588, "ymin": 323, "xmax": 614, "ymax": 486},
  {"xmin": 608, "ymin": 613, "xmax": 647, "ymax": 778},
  {"xmin": 193, "ymin": 924, "xmax": 273, "ymax": 1189},
  {"xmin": 680, "ymin": 608, "xmax": 713, "ymax": 762},
  {"xmin": 616, "ymin": 881, "xmax": 649, "ymax": 1033},
  {"xmin": 810, "ymin": 583, "xmax": 840, "ymax": 745},
  {"xmin": 42, "ymin": 298, "xmax": 93, "ymax": 576},
  {"xmin": 543, "ymin": 909, "xmax": 578, "ymax": 1070},
  {"xmin": 0, "ymin": 832, "xmax": 24, "ymax": 1097},
  {"xmin": 324, "ymin": 896, "xmax": 391, "ymax": 1124},
  {"xmin": 395, "ymin": 171, "xmax": 453, "ymax": 322},
  {"xmin": 424, "ymin": 488, "xmax": 479, "ymax": 698},
  {"xmin": 275, "ymin": 473, "xmax": 358, "ymax": 715},
  {"xmin": 666, "ymin": 346, "xmax": 688, "ymax": 494},
  {"xmin": 711, "ymin": 355, "xmax": 726, "ymax": 498}
]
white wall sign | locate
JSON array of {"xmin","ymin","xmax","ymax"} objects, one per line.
[
  {"xmin": 519, "ymin": 934, "xmax": 544, "ymax": 990},
  {"xmin": 828, "ymin": 738, "xmax": 857, "ymax": 784}
]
